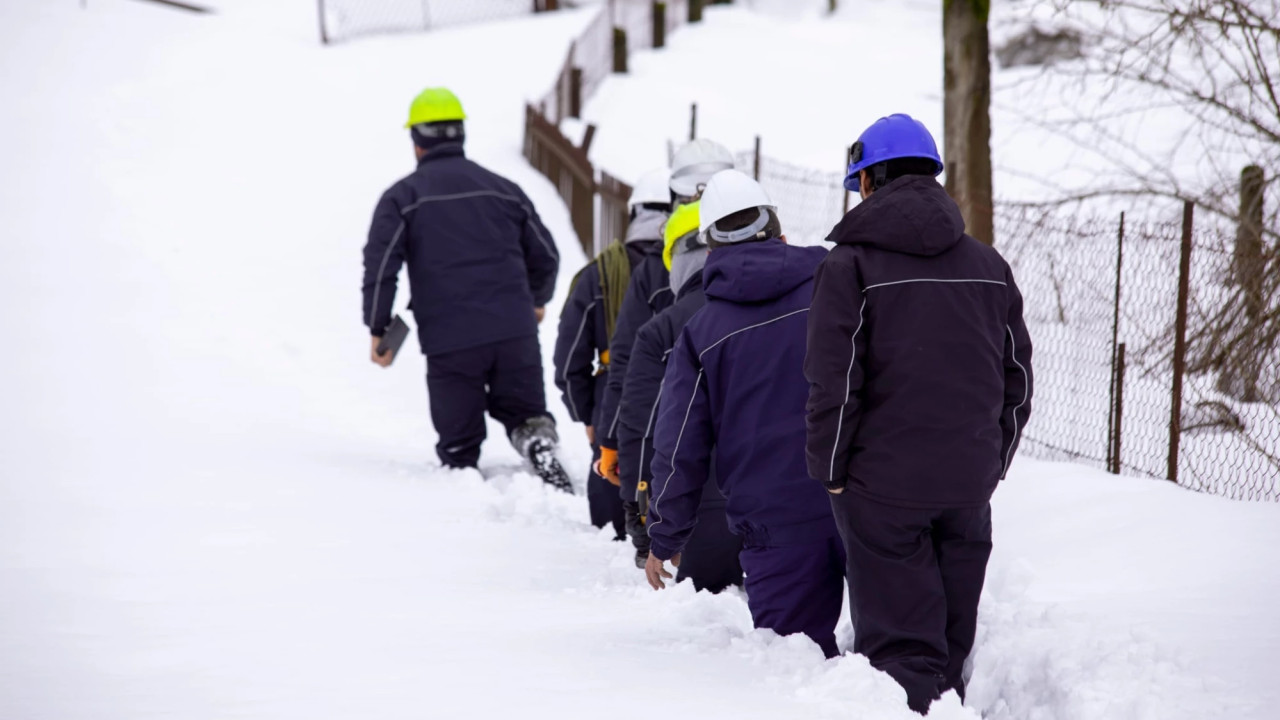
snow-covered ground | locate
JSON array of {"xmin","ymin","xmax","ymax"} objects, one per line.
[{"xmin": 2, "ymin": 1, "xmax": 1278, "ymax": 718}]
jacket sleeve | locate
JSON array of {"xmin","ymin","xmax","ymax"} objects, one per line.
[
  {"xmin": 804, "ymin": 251, "xmax": 868, "ymax": 490},
  {"xmin": 517, "ymin": 187, "xmax": 559, "ymax": 308},
  {"xmin": 362, "ymin": 186, "xmax": 408, "ymax": 335},
  {"xmin": 617, "ymin": 318, "xmax": 668, "ymax": 501},
  {"xmin": 552, "ymin": 266, "xmax": 600, "ymax": 425},
  {"xmin": 647, "ymin": 328, "xmax": 712, "ymax": 561},
  {"xmin": 598, "ymin": 272, "xmax": 655, "ymax": 448},
  {"xmin": 999, "ymin": 264, "xmax": 1034, "ymax": 479}
]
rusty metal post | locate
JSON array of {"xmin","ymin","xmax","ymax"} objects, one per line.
[
  {"xmin": 1111, "ymin": 343, "xmax": 1127, "ymax": 474},
  {"xmin": 1168, "ymin": 200, "xmax": 1194, "ymax": 484},
  {"xmin": 753, "ymin": 136, "xmax": 761, "ymax": 181},
  {"xmin": 689, "ymin": 103, "xmax": 697, "ymax": 141},
  {"xmin": 652, "ymin": 2, "xmax": 666, "ymax": 48},
  {"xmin": 569, "ymin": 67, "xmax": 583, "ymax": 119},
  {"xmin": 1106, "ymin": 212, "xmax": 1125, "ymax": 472},
  {"xmin": 613, "ymin": 27, "xmax": 628, "ymax": 73}
]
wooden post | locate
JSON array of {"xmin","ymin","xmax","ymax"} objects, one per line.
[
  {"xmin": 1220, "ymin": 165, "xmax": 1266, "ymax": 400},
  {"xmin": 1168, "ymin": 201, "xmax": 1194, "ymax": 485},
  {"xmin": 829, "ymin": 0, "xmax": 837, "ymax": 12},
  {"xmin": 689, "ymin": 103, "xmax": 697, "ymax": 141},
  {"xmin": 1106, "ymin": 212, "xmax": 1125, "ymax": 472},
  {"xmin": 652, "ymin": 2, "xmax": 666, "ymax": 49},
  {"xmin": 569, "ymin": 67, "xmax": 583, "ymax": 119},
  {"xmin": 581, "ymin": 124, "xmax": 597, "ymax": 154},
  {"xmin": 317, "ymin": 0, "xmax": 329, "ymax": 44},
  {"xmin": 753, "ymin": 136, "xmax": 761, "ymax": 181},
  {"xmin": 1110, "ymin": 343, "xmax": 1127, "ymax": 474},
  {"xmin": 613, "ymin": 27, "xmax": 628, "ymax": 73},
  {"xmin": 689, "ymin": 0, "xmax": 703, "ymax": 23}
]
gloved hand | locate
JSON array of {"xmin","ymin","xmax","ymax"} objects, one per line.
[{"xmin": 594, "ymin": 446, "xmax": 620, "ymax": 486}]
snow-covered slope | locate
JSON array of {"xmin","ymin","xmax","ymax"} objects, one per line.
[{"xmin": 2, "ymin": 1, "xmax": 1277, "ymax": 719}]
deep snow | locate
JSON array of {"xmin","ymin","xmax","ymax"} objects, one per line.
[{"xmin": 2, "ymin": 1, "xmax": 1278, "ymax": 718}]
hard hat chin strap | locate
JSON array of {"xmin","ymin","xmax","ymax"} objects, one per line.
[{"xmin": 708, "ymin": 207, "xmax": 771, "ymax": 244}]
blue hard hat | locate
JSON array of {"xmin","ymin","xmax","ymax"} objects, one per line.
[{"xmin": 843, "ymin": 113, "xmax": 944, "ymax": 192}]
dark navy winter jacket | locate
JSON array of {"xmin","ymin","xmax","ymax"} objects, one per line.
[
  {"xmin": 804, "ymin": 175, "xmax": 1033, "ymax": 509},
  {"xmin": 648, "ymin": 240, "xmax": 836, "ymax": 561},
  {"xmin": 362, "ymin": 144, "xmax": 559, "ymax": 356},
  {"xmin": 598, "ymin": 249, "xmax": 674, "ymax": 447},
  {"xmin": 617, "ymin": 273, "xmax": 706, "ymax": 501},
  {"xmin": 553, "ymin": 240, "xmax": 661, "ymax": 428}
]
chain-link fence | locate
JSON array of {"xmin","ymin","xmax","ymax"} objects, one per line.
[
  {"xmin": 318, "ymin": 0, "xmax": 549, "ymax": 44},
  {"xmin": 999, "ymin": 203, "xmax": 1280, "ymax": 501},
  {"xmin": 733, "ymin": 150, "xmax": 848, "ymax": 247}
]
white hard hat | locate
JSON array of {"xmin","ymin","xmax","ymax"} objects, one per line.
[
  {"xmin": 628, "ymin": 167, "xmax": 673, "ymax": 208},
  {"xmin": 669, "ymin": 139, "xmax": 735, "ymax": 197},
  {"xmin": 698, "ymin": 170, "xmax": 776, "ymax": 241}
]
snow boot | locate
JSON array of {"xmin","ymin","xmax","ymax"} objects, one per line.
[{"xmin": 510, "ymin": 417, "xmax": 573, "ymax": 494}]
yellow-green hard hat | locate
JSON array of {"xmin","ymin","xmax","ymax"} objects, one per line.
[
  {"xmin": 405, "ymin": 87, "xmax": 466, "ymax": 128},
  {"xmin": 663, "ymin": 201, "xmax": 702, "ymax": 271}
]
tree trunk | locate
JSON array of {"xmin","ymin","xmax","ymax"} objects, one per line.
[{"xmin": 943, "ymin": 0, "xmax": 995, "ymax": 246}]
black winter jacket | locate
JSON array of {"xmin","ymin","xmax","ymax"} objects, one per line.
[
  {"xmin": 617, "ymin": 273, "xmax": 705, "ymax": 500},
  {"xmin": 804, "ymin": 175, "xmax": 1033, "ymax": 508},
  {"xmin": 362, "ymin": 145, "xmax": 559, "ymax": 356},
  {"xmin": 598, "ymin": 249, "xmax": 674, "ymax": 446},
  {"xmin": 553, "ymin": 241, "xmax": 660, "ymax": 427}
]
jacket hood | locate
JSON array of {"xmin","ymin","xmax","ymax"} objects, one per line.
[
  {"xmin": 828, "ymin": 175, "xmax": 965, "ymax": 257},
  {"xmin": 703, "ymin": 239, "xmax": 826, "ymax": 304},
  {"xmin": 625, "ymin": 208, "xmax": 669, "ymax": 244}
]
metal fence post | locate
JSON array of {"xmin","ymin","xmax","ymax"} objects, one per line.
[
  {"xmin": 753, "ymin": 136, "xmax": 761, "ymax": 181},
  {"xmin": 1106, "ymin": 212, "xmax": 1125, "ymax": 471},
  {"xmin": 1168, "ymin": 200, "xmax": 1194, "ymax": 484},
  {"xmin": 689, "ymin": 103, "xmax": 697, "ymax": 141},
  {"xmin": 1111, "ymin": 343, "xmax": 1127, "ymax": 474},
  {"xmin": 652, "ymin": 2, "xmax": 666, "ymax": 48}
]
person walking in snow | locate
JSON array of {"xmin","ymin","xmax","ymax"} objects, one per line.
[
  {"xmin": 647, "ymin": 170, "xmax": 845, "ymax": 658},
  {"xmin": 804, "ymin": 114, "xmax": 1033, "ymax": 713},
  {"xmin": 553, "ymin": 168, "xmax": 673, "ymax": 539},
  {"xmin": 362, "ymin": 87, "xmax": 570, "ymax": 491},
  {"xmin": 616, "ymin": 202, "xmax": 742, "ymax": 590},
  {"xmin": 595, "ymin": 140, "xmax": 735, "ymax": 561}
]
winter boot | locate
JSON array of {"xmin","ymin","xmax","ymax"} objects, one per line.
[{"xmin": 510, "ymin": 417, "xmax": 573, "ymax": 494}]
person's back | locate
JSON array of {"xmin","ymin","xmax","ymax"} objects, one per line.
[
  {"xmin": 362, "ymin": 87, "xmax": 566, "ymax": 490},
  {"xmin": 368, "ymin": 144, "xmax": 556, "ymax": 356},
  {"xmin": 668, "ymin": 239, "xmax": 833, "ymax": 541},
  {"xmin": 805, "ymin": 113, "xmax": 1032, "ymax": 714},
  {"xmin": 646, "ymin": 171, "xmax": 844, "ymax": 659},
  {"xmin": 807, "ymin": 175, "xmax": 1020, "ymax": 507}
]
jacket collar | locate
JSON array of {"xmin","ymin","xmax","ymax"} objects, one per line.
[{"xmin": 417, "ymin": 143, "xmax": 466, "ymax": 166}]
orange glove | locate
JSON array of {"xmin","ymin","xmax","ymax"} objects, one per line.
[{"xmin": 595, "ymin": 447, "xmax": 620, "ymax": 487}]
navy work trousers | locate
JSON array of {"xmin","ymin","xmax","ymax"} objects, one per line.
[
  {"xmin": 425, "ymin": 335, "xmax": 549, "ymax": 469},
  {"xmin": 676, "ymin": 482, "xmax": 743, "ymax": 593},
  {"xmin": 738, "ymin": 534, "xmax": 846, "ymax": 658},
  {"xmin": 587, "ymin": 444, "xmax": 626, "ymax": 539},
  {"xmin": 830, "ymin": 494, "xmax": 993, "ymax": 714}
]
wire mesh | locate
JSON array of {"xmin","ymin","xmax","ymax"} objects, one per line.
[
  {"xmin": 320, "ymin": 0, "xmax": 535, "ymax": 43},
  {"xmin": 734, "ymin": 151, "xmax": 848, "ymax": 247},
  {"xmin": 998, "ymin": 204, "xmax": 1279, "ymax": 501}
]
